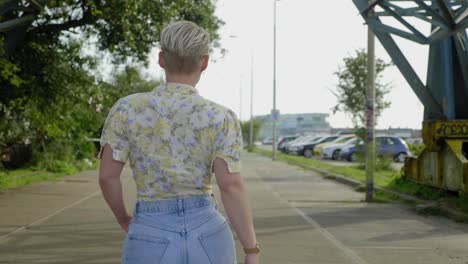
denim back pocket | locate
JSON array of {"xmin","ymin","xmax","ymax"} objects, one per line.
[
  {"xmin": 123, "ymin": 234, "xmax": 169, "ymax": 264},
  {"xmin": 198, "ymin": 221, "xmax": 236, "ymax": 264}
]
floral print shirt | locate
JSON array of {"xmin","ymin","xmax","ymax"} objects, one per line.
[{"xmin": 99, "ymin": 83, "xmax": 243, "ymax": 201}]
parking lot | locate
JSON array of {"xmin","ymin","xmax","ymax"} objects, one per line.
[{"xmin": 256, "ymin": 142, "xmax": 405, "ymax": 172}]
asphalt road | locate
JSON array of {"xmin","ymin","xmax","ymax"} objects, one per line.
[{"xmin": 1, "ymin": 152, "xmax": 468, "ymax": 263}]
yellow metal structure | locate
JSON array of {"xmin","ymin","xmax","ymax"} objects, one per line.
[{"xmin": 405, "ymin": 120, "xmax": 468, "ymax": 192}]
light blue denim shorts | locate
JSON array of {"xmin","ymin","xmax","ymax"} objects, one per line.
[{"xmin": 122, "ymin": 194, "xmax": 237, "ymax": 264}]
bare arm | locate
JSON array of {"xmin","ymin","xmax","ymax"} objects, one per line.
[
  {"xmin": 99, "ymin": 144, "xmax": 132, "ymax": 232},
  {"xmin": 213, "ymin": 158, "xmax": 259, "ymax": 263}
]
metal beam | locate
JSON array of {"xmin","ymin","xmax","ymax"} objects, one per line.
[
  {"xmin": 454, "ymin": 31, "xmax": 468, "ymax": 100},
  {"xmin": 456, "ymin": 8, "xmax": 468, "ymax": 30},
  {"xmin": 414, "ymin": 0, "xmax": 452, "ymax": 29},
  {"xmin": 354, "ymin": 0, "xmax": 445, "ymax": 118},
  {"xmin": 368, "ymin": 20, "xmax": 428, "ymax": 43},
  {"xmin": 435, "ymin": 0, "xmax": 456, "ymax": 25},
  {"xmin": 428, "ymin": 8, "xmax": 468, "ymax": 43},
  {"xmin": 378, "ymin": 3, "xmax": 428, "ymax": 41}
]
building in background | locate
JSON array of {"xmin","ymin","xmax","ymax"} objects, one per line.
[{"xmin": 257, "ymin": 113, "xmax": 331, "ymax": 139}]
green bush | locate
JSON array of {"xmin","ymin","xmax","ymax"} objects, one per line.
[
  {"xmin": 0, "ymin": 171, "xmax": 6, "ymax": 186},
  {"xmin": 1, "ymin": 66, "xmax": 157, "ymax": 173},
  {"xmin": 357, "ymin": 156, "xmax": 394, "ymax": 171},
  {"xmin": 241, "ymin": 120, "xmax": 262, "ymax": 148},
  {"xmin": 409, "ymin": 143, "xmax": 425, "ymax": 157}
]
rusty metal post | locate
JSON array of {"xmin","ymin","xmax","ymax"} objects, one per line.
[{"xmin": 365, "ymin": 20, "xmax": 376, "ymax": 202}]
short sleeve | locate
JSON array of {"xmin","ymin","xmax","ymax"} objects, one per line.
[
  {"xmin": 214, "ymin": 110, "xmax": 243, "ymax": 173},
  {"xmin": 99, "ymin": 100, "xmax": 130, "ymax": 163}
]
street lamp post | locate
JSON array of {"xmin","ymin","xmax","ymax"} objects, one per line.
[
  {"xmin": 229, "ymin": 35, "xmax": 255, "ymax": 149},
  {"xmin": 272, "ymin": 0, "xmax": 278, "ymax": 160},
  {"xmin": 249, "ymin": 55, "xmax": 254, "ymax": 149},
  {"xmin": 365, "ymin": 9, "xmax": 376, "ymax": 202},
  {"xmin": 239, "ymin": 75, "xmax": 242, "ymax": 121}
]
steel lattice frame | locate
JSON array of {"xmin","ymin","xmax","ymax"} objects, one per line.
[{"xmin": 353, "ymin": 0, "xmax": 468, "ymax": 120}]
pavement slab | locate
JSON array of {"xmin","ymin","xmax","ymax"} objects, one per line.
[{"xmin": 1, "ymin": 152, "xmax": 468, "ymax": 263}]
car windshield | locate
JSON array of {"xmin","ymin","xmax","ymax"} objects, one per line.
[
  {"xmin": 400, "ymin": 138, "xmax": 409, "ymax": 148},
  {"xmin": 311, "ymin": 137, "xmax": 323, "ymax": 143},
  {"xmin": 293, "ymin": 136, "xmax": 311, "ymax": 143},
  {"xmin": 333, "ymin": 136, "xmax": 355, "ymax": 144},
  {"xmin": 319, "ymin": 136, "xmax": 337, "ymax": 143},
  {"xmin": 344, "ymin": 137, "xmax": 357, "ymax": 144},
  {"xmin": 304, "ymin": 137, "xmax": 320, "ymax": 143}
]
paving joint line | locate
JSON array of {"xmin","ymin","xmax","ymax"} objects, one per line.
[
  {"xmin": 0, "ymin": 190, "xmax": 101, "ymax": 242},
  {"xmin": 252, "ymin": 172, "xmax": 369, "ymax": 264}
]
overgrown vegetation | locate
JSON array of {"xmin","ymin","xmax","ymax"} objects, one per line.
[
  {"xmin": 332, "ymin": 49, "xmax": 392, "ymax": 129},
  {"xmin": 408, "ymin": 143, "xmax": 425, "ymax": 157},
  {"xmin": 0, "ymin": 1, "xmax": 222, "ymax": 176},
  {"xmin": 240, "ymin": 120, "xmax": 262, "ymax": 151},
  {"xmin": 253, "ymin": 148, "xmax": 399, "ymax": 186},
  {"xmin": 0, "ymin": 1, "xmax": 223, "ymax": 191},
  {"xmin": 0, "ymin": 161, "xmax": 97, "ymax": 191}
]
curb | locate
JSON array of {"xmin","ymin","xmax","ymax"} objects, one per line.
[
  {"xmin": 255, "ymin": 152, "xmax": 468, "ymax": 222},
  {"xmin": 301, "ymin": 165, "xmax": 429, "ymax": 204},
  {"xmin": 305, "ymin": 164, "xmax": 468, "ymax": 222}
]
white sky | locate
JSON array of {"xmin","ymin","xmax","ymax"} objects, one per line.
[{"xmin": 144, "ymin": 0, "xmax": 434, "ymax": 129}]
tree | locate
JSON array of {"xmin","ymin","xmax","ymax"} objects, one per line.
[
  {"xmin": 0, "ymin": 1, "xmax": 223, "ymax": 169},
  {"xmin": 1, "ymin": 1, "xmax": 222, "ymax": 59},
  {"xmin": 332, "ymin": 49, "xmax": 392, "ymax": 129},
  {"xmin": 240, "ymin": 120, "xmax": 262, "ymax": 151}
]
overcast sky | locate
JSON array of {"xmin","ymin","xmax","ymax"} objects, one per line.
[{"xmin": 143, "ymin": 0, "xmax": 437, "ymax": 129}]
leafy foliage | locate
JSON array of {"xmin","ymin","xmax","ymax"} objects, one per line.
[
  {"xmin": 332, "ymin": 49, "xmax": 392, "ymax": 128},
  {"xmin": 240, "ymin": 119, "xmax": 262, "ymax": 150},
  {"xmin": 408, "ymin": 143, "xmax": 425, "ymax": 157},
  {"xmin": 0, "ymin": 1, "xmax": 222, "ymax": 171}
]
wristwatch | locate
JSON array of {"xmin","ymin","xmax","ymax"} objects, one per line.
[{"xmin": 243, "ymin": 243, "xmax": 260, "ymax": 254}]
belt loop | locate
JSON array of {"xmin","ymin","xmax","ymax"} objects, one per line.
[
  {"xmin": 134, "ymin": 202, "xmax": 140, "ymax": 216},
  {"xmin": 211, "ymin": 193, "xmax": 219, "ymax": 210},
  {"xmin": 177, "ymin": 198, "xmax": 184, "ymax": 216}
]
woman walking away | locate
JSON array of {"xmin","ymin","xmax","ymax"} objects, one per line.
[{"xmin": 98, "ymin": 21, "xmax": 259, "ymax": 264}]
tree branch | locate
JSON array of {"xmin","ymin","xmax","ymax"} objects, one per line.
[{"xmin": 29, "ymin": 3, "xmax": 96, "ymax": 35}]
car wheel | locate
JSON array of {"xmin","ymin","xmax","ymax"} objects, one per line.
[
  {"xmin": 304, "ymin": 149, "xmax": 313, "ymax": 158},
  {"xmin": 332, "ymin": 149, "xmax": 341, "ymax": 160},
  {"xmin": 394, "ymin": 152, "xmax": 407, "ymax": 163},
  {"xmin": 348, "ymin": 153, "xmax": 357, "ymax": 162}
]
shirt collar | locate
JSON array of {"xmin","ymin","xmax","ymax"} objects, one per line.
[{"xmin": 156, "ymin": 82, "xmax": 199, "ymax": 95}]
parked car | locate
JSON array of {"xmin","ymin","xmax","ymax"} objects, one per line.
[
  {"xmin": 340, "ymin": 145, "xmax": 358, "ymax": 162},
  {"xmin": 322, "ymin": 137, "xmax": 359, "ymax": 160},
  {"xmin": 281, "ymin": 135, "xmax": 312, "ymax": 153},
  {"xmin": 277, "ymin": 135, "xmax": 300, "ymax": 151},
  {"xmin": 262, "ymin": 137, "xmax": 273, "ymax": 145},
  {"xmin": 302, "ymin": 136, "xmax": 339, "ymax": 158},
  {"xmin": 287, "ymin": 136, "xmax": 322, "ymax": 156},
  {"xmin": 314, "ymin": 135, "xmax": 356, "ymax": 158},
  {"xmin": 341, "ymin": 136, "xmax": 411, "ymax": 162}
]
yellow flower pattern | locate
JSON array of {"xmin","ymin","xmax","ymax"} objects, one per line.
[{"xmin": 100, "ymin": 83, "xmax": 243, "ymax": 201}]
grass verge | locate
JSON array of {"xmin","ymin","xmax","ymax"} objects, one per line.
[
  {"xmin": 252, "ymin": 148, "xmax": 468, "ymax": 219},
  {"xmin": 0, "ymin": 160, "xmax": 98, "ymax": 192}
]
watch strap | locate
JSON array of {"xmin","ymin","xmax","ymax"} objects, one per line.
[{"xmin": 243, "ymin": 243, "xmax": 260, "ymax": 254}]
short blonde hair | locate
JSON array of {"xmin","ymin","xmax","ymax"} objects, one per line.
[{"xmin": 160, "ymin": 21, "xmax": 210, "ymax": 74}]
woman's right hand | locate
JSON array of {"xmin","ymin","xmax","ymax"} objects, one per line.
[{"xmin": 244, "ymin": 253, "xmax": 259, "ymax": 264}]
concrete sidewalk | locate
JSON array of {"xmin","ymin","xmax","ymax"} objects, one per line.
[{"xmin": 1, "ymin": 152, "xmax": 468, "ymax": 263}]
